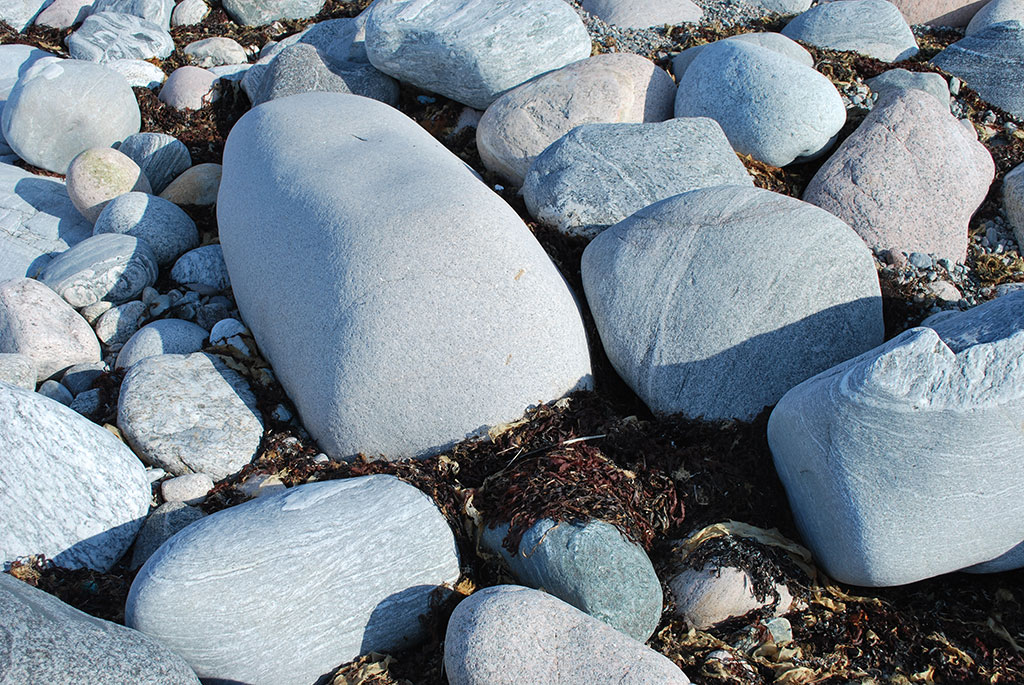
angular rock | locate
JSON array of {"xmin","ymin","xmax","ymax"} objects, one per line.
[
  {"xmin": 481, "ymin": 519, "xmax": 662, "ymax": 641},
  {"xmin": 218, "ymin": 92, "xmax": 592, "ymax": 460},
  {"xmin": 170, "ymin": 244, "xmax": 230, "ymax": 294},
  {"xmin": 0, "ymin": 0, "xmax": 47, "ymax": 31},
  {"xmin": 129, "ymin": 501, "xmax": 205, "ymax": 569},
  {"xmin": 803, "ymin": 89, "xmax": 993, "ymax": 263},
  {"xmin": 184, "ymin": 36, "xmax": 247, "ymax": 67},
  {"xmin": 69, "ymin": 388, "xmax": 103, "ymax": 418},
  {"xmin": 106, "ymin": 58, "xmax": 167, "ymax": 88},
  {"xmin": 222, "ymin": 0, "xmax": 323, "ymax": 26},
  {"xmin": 117, "ymin": 132, "xmax": 192, "ymax": 195},
  {"xmin": 91, "ymin": 0, "xmax": 174, "ymax": 29},
  {"xmin": 159, "ymin": 66, "xmax": 217, "ymax": 110},
  {"xmin": 522, "ymin": 117, "xmax": 752, "ymax": 238},
  {"xmin": 866, "ymin": 68, "xmax": 950, "ymax": 110},
  {"xmin": 66, "ymin": 147, "xmax": 152, "ymax": 223},
  {"xmin": 581, "ymin": 0, "xmax": 702, "ymax": 29},
  {"xmin": 39, "ymin": 233, "xmax": 158, "ymax": 308},
  {"xmin": 0, "ymin": 277, "xmax": 100, "ymax": 379},
  {"xmin": 34, "ymin": 0, "xmax": 92, "ymax": 27},
  {"xmin": 2, "ymin": 58, "xmax": 140, "ymax": 173},
  {"xmin": 94, "ymin": 299, "xmax": 147, "ymax": 346},
  {"xmin": 0, "ymin": 573, "xmax": 200, "ymax": 684},
  {"xmin": 768, "ymin": 291, "xmax": 1024, "ymax": 586},
  {"xmin": 67, "ymin": 11, "xmax": 175, "ymax": 63},
  {"xmin": 478, "ymin": 53, "xmax": 676, "ymax": 185},
  {"xmin": 94, "ymin": 192, "xmax": 198, "ymax": 267},
  {"xmin": 159, "ymin": 162, "xmax": 221, "ymax": 206},
  {"xmin": 890, "ymin": 0, "xmax": 986, "ymax": 25},
  {"xmin": 672, "ymin": 32, "xmax": 813, "ymax": 80},
  {"xmin": 0, "ymin": 381, "xmax": 150, "ymax": 570},
  {"xmin": 251, "ymin": 42, "xmax": 398, "ymax": 107},
  {"xmin": 160, "ymin": 472, "xmax": 214, "ymax": 504},
  {"xmin": 444, "ymin": 585, "xmax": 691, "ymax": 684},
  {"xmin": 0, "ymin": 351, "xmax": 36, "ymax": 389},
  {"xmin": 115, "ymin": 318, "xmax": 208, "ymax": 369},
  {"xmin": 782, "ymin": 0, "xmax": 918, "ymax": 62},
  {"xmin": 932, "ymin": 23, "xmax": 1024, "ymax": 119},
  {"xmin": 675, "ymin": 41, "xmax": 845, "ymax": 167},
  {"xmin": 581, "ymin": 185, "xmax": 884, "ymax": 421},
  {"xmin": 171, "ymin": 0, "xmax": 208, "ymax": 25},
  {"xmin": 127, "ymin": 475, "xmax": 461, "ymax": 684},
  {"xmin": 365, "ymin": 0, "xmax": 591, "ymax": 110},
  {"xmin": 966, "ymin": 0, "xmax": 1024, "ymax": 34},
  {"xmin": 668, "ymin": 565, "xmax": 793, "ymax": 630}
]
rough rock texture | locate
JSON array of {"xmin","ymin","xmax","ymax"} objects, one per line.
[
  {"xmin": 90, "ymin": 0, "xmax": 174, "ymax": 29},
  {"xmin": 522, "ymin": 118, "xmax": 752, "ymax": 238},
  {"xmin": 127, "ymin": 475, "xmax": 461, "ymax": 684},
  {"xmin": 129, "ymin": 501, "xmax": 206, "ymax": 569},
  {"xmin": 963, "ymin": 540, "xmax": 1024, "ymax": 573},
  {"xmin": 966, "ymin": 0, "xmax": 1024, "ymax": 34},
  {"xmin": 0, "ymin": 277, "xmax": 100, "ymax": 379},
  {"xmin": 866, "ymin": 68, "xmax": 950, "ymax": 109},
  {"xmin": 0, "ymin": 0, "xmax": 47, "ymax": 30},
  {"xmin": 480, "ymin": 519, "xmax": 663, "ymax": 641},
  {"xmin": 668, "ymin": 565, "xmax": 793, "ymax": 629},
  {"xmin": 675, "ymin": 41, "xmax": 845, "ymax": 167},
  {"xmin": 106, "ymin": 58, "xmax": 167, "ymax": 88},
  {"xmin": 38, "ymin": 233, "xmax": 158, "ymax": 308},
  {"xmin": 477, "ymin": 53, "xmax": 676, "ymax": 186},
  {"xmin": 222, "ymin": 0, "xmax": 322, "ymax": 25},
  {"xmin": 444, "ymin": 585, "xmax": 691, "ymax": 684},
  {"xmin": 364, "ymin": 0, "xmax": 591, "ymax": 110},
  {"xmin": 118, "ymin": 352, "xmax": 263, "ymax": 480},
  {"xmin": 159, "ymin": 162, "xmax": 220, "ymax": 206},
  {"xmin": 158, "ymin": 66, "xmax": 217, "ymax": 110},
  {"xmin": 93, "ymin": 191, "xmax": 198, "ymax": 266},
  {"xmin": 183, "ymin": 36, "xmax": 247, "ymax": 67},
  {"xmin": 218, "ymin": 93, "xmax": 591, "ymax": 460},
  {"xmin": 66, "ymin": 147, "xmax": 152, "ymax": 223},
  {"xmin": 672, "ymin": 32, "xmax": 814, "ymax": 80},
  {"xmin": 581, "ymin": 185, "xmax": 884, "ymax": 421},
  {"xmin": 782, "ymin": 0, "xmax": 918, "ymax": 62},
  {"xmin": 0, "ymin": 573, "xmax": 200, "ymax": 684},
  {"xmin": 0, "ymin": 351, "xmax": 36, "ymax": 389},
  {"xmin": 67, "ymin": 11, "xmax": 175, "ymax": 63},
  {"xmin": 0, "ymin": 381, "xmax": 150, "ymax": 571},
  {"xmin": 114, "ymin": 318, "xmax": 209, "ymax": 369},
  {"xmin": 170, "ymin": 244, "xmax": 230, "ymax": 293},
  {"xmin": 117, "ymin": 132, "xmax": 191, "ymax": 195},
  {"xmin": 251, "ymin": 43, "xmax": 398, "ymax": 107},
  {"xmin": 94, "ymin": 299, "xmax": 147, "ymax": 346},
  {"xmin": 1002, "ymin": 161, "xmax": 1024, "ymax": 248},
  {"xmin": 803, "ymin": 89, "xmax": 993, "ymax": 263},
  {"xmin": 160, "ymin": 472, "xmax": 214, "ymax": 504},
  {"xmin": 768, "ymin": 291, "xmax": 1024, "ymax": 586},
  {"xmin": 890, "ymin": 0, "xmax": 986, "ymax": 25},
  {"xmin": 932, "ymin": 23, "xmax": 1024, "ymax": 119},
  {"xmin": 580, "ymin": 0, "xmax": 702, "ymax": 29}
]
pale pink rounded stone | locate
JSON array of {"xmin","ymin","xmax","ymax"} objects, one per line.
[{"xmin": 159, "ymin": 66, "xmax": 218, "ymax": 111}]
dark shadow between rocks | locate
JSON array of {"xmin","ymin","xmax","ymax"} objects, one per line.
[
  {"xmin": 356, "ymin": 584, "xmax": 449, "ymax": 669},
  {"xmin": 52, "ymin": 517, "xmax": 146, "ymax": 575}
]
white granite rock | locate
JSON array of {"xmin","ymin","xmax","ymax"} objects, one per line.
[
  {"xmin": 94, "ymin": 191, "xmax": 199, "ymax": 266},
  {"xmin": 668, "ymin": 565, "xmax": 793, "ymax": 630},
  {"xmin": 781, "ymin": 0, "xmax": 918, "ymax": 62},
  {"xmin": 672, "ymin": 32, "xmax": 814, "ymax": 80},
  {"xmin": 0, "ymin": 381, "xmax": 150, "ymax": 571},
  {"xmin": 91, "ymin": 0, "xmax": 174, "ymax": 29},
  {"xmin": 115, "ymin": 318, "xmax": 209, "ymax": 370},
  {"xmin": 117, "ymin": 132, "xmax": 192, "ymax": 195},
  {"xmin": 160, "ymin": 472, "xmax": 214, "ymax": 504},
  {"xmin": 581, "ymin": 0, "xmax": 702, "ymax": 29},
  {"xmin": 129, "ymin": 501, "xmax": 205, "ymax": 569},
  {"xmin": 170, "ymin": 244, "xmax": 230, "ymax": 294},
  {"xmin": 0, "ymin": 351, "xmax": 36, "ymax": 389},
  {"xmin": 94, "ymin": 299, "xmax": 147, "ymax": 346},
  {"xmin": 106, "ymin": 58, "xmax": 167, "ymax": 88},
  {"xmin": 67, "ymin": 11, "xmax": 175, "ymax": 63},
  {"xmin": 581, "ymin": 185, "xmax": 884, "ymax": 421},
  {"xmin": 38, "ymin": 233, "xmax": 158, "ymax": 308},
  {"xmin": 159, "ymin": 162, "xmax": 221, "ymax": 206},
  {"xmin": 127, "ymin": 475, "xmax": 461, "ymax": 684},
  {"xmin": 66, "ymin": 146, "xmax": 152, "ymax": 223},
  {"xmin": 171, "ymin": 0, "xmax": 208, "ymax": 25}
]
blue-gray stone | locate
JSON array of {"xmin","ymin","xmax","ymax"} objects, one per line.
[
  {"xmin": 39, "ymin": 233, "xmax": 158, "ymax": 308},
  {"xmin": 38, "ymin": 378, "xmax": 72, "ymax": 405},
  {"xmin": 221, "ymin": 0, "xmax": 323, "ymax": 27},
  {"xmin": 170, "ymin": 244, "xmax": 230, "ymax": 294},
  {"xmin": 962, "ymin": 540, "xmax": 1024, "ymax": 574},
  {"xmin": 908, "ymin": 251, "xmax": 934, "ymax": 269},
  {"xmin": 117, "ymin": 132, "xmax": 192, "ymax": 195},
  {"xmin": 115, "ymin": 318, "xmax": 209, "ymax": 370},
  {"xmin": 129, "ymin": 501, "xmax": 206, "ymax": 570},
  {"xmin": 0, "ymin": 352, "xmax": 36, "ymax": 389},
  {"xmin": 94, "ymin": 192, "xmax": 199, "ymax": 267},
  {"xmin": 932, "ymin": 23, "xmax": 1024, "ymax": 119},
  {"xmin": 251, "ymin": 43, "xmax": 398, "ymax": 107},
  {"xmin": 60, "ymin": 360, "xmax": 106, "ymax": 395},
  {"xmin": 672, "ymin": 32, "xmax": 813, "ymax": 81},
  {"xmin": 67, "ymin": 11, "xmax": 174, "ymax": 63},
  {"xmin": 866, "ymin": 68, "xmax": 950, "ymax": 110},
  {"xmin": 261, "ymin": 16, "xmax": 368, "ymax": 65},
  {"xmin": 965, "ymin": 0, "xmax": 1024, "ymax": 35},
  {"xmin": 90, "ymin": 0, "xmax": 174, "ymax": 29},
  {"xmin": 782, "ymin": 0, "xmax": 918, "ymax": 62},
  {"xmin": 0, "ymin": 44, "xmax": 54, "ymax": 154}
]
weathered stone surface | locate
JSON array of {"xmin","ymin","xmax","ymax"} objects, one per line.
[
  {"xmin": 668, "ymin": 565, "xmax": 793, "ymax": 630},
  {"xmin": 478, "ymin": 53, "xmax": 676, "ymax": 185},
  {"xmin": 364, "ymin": 0, "xmax": 591, "ymax": 110},
  {"xmin": 2, "ymin": 58, "xmax": 140, "ymax": 173},
  {"xmin": 0, "ymin": 277, "xmax": 100, "ymax": 379},
  {"xmin": 127, "ymin": 475, "xmax": 461, "ymax": 684},
  {"xmin": 768, "ymin": 291, "xmax": 1024, "ymax": 586},
  {"xmin": 675, "ymin": 41, "xmax": 845, "ymax": 167},
  {"xmin": 0, "ymin": 351, "xmax": 36, "ymax": 388},
  {"xmin": 66, "ymin": 147, "xmax": 152, "ymax": 223},
  {"xmin": 581, "ymin": 0, "xmax": 701, "ymax": 29},
  {"xmin": 160, "ymin": 472, "xmax": 214, "ymax": 504},
  {"xmin": 480, "ymin": 519, "xmax": 662, "ymax": 641},
  {"xmin": 803, "ymin": 89, "xmax": 993, "ymax": 263},
  {"xmin": 218, "ymin": 93, "xmax": 592, "ymax": 460},
  {"xmin": 0, "ymin": 573, "xmax": 200, "ymax": 684},
  {"xmin": 782, "ymin": 0, "xmax": 918, "ymax": 62},
  {"xmin": 183, "ymin": 36, "xmax": 247, "ymax": 67},
  {"xmin": 106, "ymin": 58, "xmax": 167, "ymax": 88},
  {"xmin": 170, "ymin": 244, "xmax": 230, "ymax": 294},
  {"xmin": 39, "ymin": 233, "xmax": 158, "ymax": 308},
  {"xmin": 932, "ymin": 23, "xmax": 1024, "ymax": 119},
  {"xmin": 891, "ymin": 0, "xmax": 986, "ymax": 25},
  {"xmin": 0, "ymin": 381, "xmax": 150, "ymax": 570},
  {"xmin": 0, "ymin": 0, "xmax": 46, "ymax": 31},
  {"xmin": 1002, "ymin": 161, "xmax": 1024, "ymax": 248},
  {"xmin": 251, "ymin": 43, "xmax": 398, "ymax": 107},
  {"xmin": 34, "ymin": 0, "xmax": 91, "ymax": 27},
  {"xmin": 222, "ymin": 0, "xmax": 323, "ymax": 26},
  {"xmin": 38, "ymin": 377, "xmax": 73, "ymax": 404},
  {"xmin": 966, "ymin": 0, "xmax": 1024, "ymax": 34},
  {"xmin": 522, "ymin": 117, "xmax": 752, "ymax": 238},
  {"xmin": 159, "ymin": 66, "xmax": 217, "ymax": 110},
  {"xmin": 117, "ymin": 132, "xmax": 192, "ymax": 195},
  {"xmin": 94, "ymin": 299, "xmax": 147, "ymax": 346},
  {"xmin": 91, "ymin": 0, "xmax": 174, "ymax": 29},
  {"xmin": 118, "ymin": 352, "xmax": 263, "ymax": 480},
  {"xmin": 962, "ymin": 540, "xmax": 1024, "ymax": 573},
  {"xmin": 260, "ymin": 15, "xmax": 367, "ymax": 65},
  {"xmin": 67, "ymin": 11, "xmax": 175, "ymax": 63},
  {"xmin": 129, "ymin": 501, "xmax": 205, "ymax": 569},
  {"xmin": 94, "ymin": 191, "xmax": 199, "ymax": 266},
  {"xmin": 581, "ymin": 185, "xmax": 884, "ymax": 421},
  {"xmin": 159, "ymin": 162, "xmax": 220, "ymax": 206},
  {"xmin": 114, "ymin": 318, "xmax": 208, "ymax": 370},
  {"xmin": 0, "ymin": 45, "xmax": 52, "ymax": 158},
  {"xmin": 171, "ymin": 0, "xmax": 208, "ymax": 25},
  {"xmin": 60, "ymin": 359, "xmax": 106, "ymax": 395},
  {"xmin": 68, "ymin": 386, "xmax": 103, "ymax": 417},
  {"xmin": 444, "ymin": 585, "xmax": 691, "ymax": 684},
  {"xmin": 672, "ymin": 32, "xmax": 813, "ymax": 80},
  {"xmin": 747, "ymin": 0, "xmax": 811, "ymax": 12},
  {"xmin": 866, "ymin": 68, "xmax": 950, "ymax": 109}
]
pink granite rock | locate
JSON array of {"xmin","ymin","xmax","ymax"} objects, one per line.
[
  {"xmin": 34, "ymin": 0, "xmax": 92, "ymax": 27},
  {"xmin": 889, "ymin": 0, "xmax": 986, "ymax": 25},
  {"xmin": 158, "ymin": 66, "xmax": 218, "ymax": 111},
  {"xmin": 803, "ymin": 89, "xmax": 992, "ymax": 263}
]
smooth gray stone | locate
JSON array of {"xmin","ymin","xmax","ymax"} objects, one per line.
[
  {"xmin": 183, "ymin": 37, "xmax": 246, "ymax": 67},
  {"xmin": 170, "ymin": 0, "xmax": 207, "ymax": 25},
  {"xmin": 0, "ymin": 573, "xmax": 201, "ymax": 684},
  {"xmin": 221, "ymin": 0, "xmax": 323, "ymax": 26},
  {"xmin": 0, "ymin": 351, "xmax": 36, "ymax": 389},
  {"xmin": 106, "ymin": 58, "xmax": 166, "ymax": 88},
  {"xmin": 67, "ymin": 11, "xmax": 174, "ymax": 63},
  {"xmin": 581, "ymin": 185, "xmax": 883, "ymax": 421},
  {"xmin": 218, "ymin": 93, "xmax": 592, "ymax": 460},
  {"xmin": 364, "ymin": 0, "xmax": 592, "ymax": 110},
  {"xmin": 260, "ymin": 16, "xmax": 368, "ymax": 65},
  {"xmin": 962, "ymin": 540, "xmax": 1024, "ymax": 573},
  {"xmin": 965, "ymin": 0, "xmax": 1024, "ymax": 34},
  {"xmin": 0, "ymin": 44, "xmax": 53, "ymax": 154},
  {"xmin": 251, "ymin": 43, "xmax": 398, "ymax": 107},
  {"xmin": 481, "ymin": 519, "xmax": 662, "ymax": 642},
  {"xmin": 866, "ymin": 68, "xmax": 950, "ymax": 110},
  {"xmin": 2, "ymin": 58, "xmax": 140, "ymax": 173},
  {"xmin": 932, "ymin": 23, "xmax": 1024, "ymax": 119},
  {"xmin": 1002, "ymin": 160, "xmax": 1024, "ymax": 248},
  {"xmin": 523, "ymin": 118, "xmax": 752, "ymax": 238},
  {"xmin": 444, "ymin": 585, "xmax": 692, "ymax": 684},
  {"xmin": 0, "ymin": 0, "xmax": 46, "ymax": 31},
  {"xmin": 118, "ymin": 352, "xmax": 263, "ymax": 480},
  {"xmin": 0, "ymin": 163, "xmax": 93, "ymax": 280},
  {"xmin": 38, "ymin": 233, "xmax": 158, "ymax": 308},
  {"xmin": 747, "ymin": 0, "xmax": 810, "ymax": 12},
  {"xmin": 38, "ymin": 378, "xmax": 72, "ymax": 404},
  {"xmin": 90, "ymin": 0, "xmax": 174, "ymax": 29},
  {"xmin": 0, "ymin": 381, "xmax": 150, "ymax": 571},
  {"xmin": 94, "ymin": 299, "xmax": 147, "ymax": 346},
  {"xmin": 115, "ymin": 318, "xmax": 209, "ymax": 370},
  {"xmin": 60, "ymin": 360, "xmax": 106, "ymax": 395},
  {"xmin": 127, "ymin": 475, "xmax": 462, "ymax": 684},
  {"xmin": 170, "ymin": 244, "xmax": 230, "ymax": 294},
  {"xmin": 129, "ymin": 501, "xmax": 206, "ymax": 570},
  {"xmin": 672, "ymin": 32, "xmax": 813, "ymax": 80},
  {"xmin": 93, "ymin": 192, "xmax": 199, "ymax": 267},
  {"xmin": 69, "ymin": 385, "xmax": 104, "ymax": 417},
  {"xmin": 675, "ymin": 41, "xmax": 846, "ymax": 167},
  {"xmin": 581, "ymin": 0, "xmax": 702, "ymax": 28},
  {"xmin": 781, "ymin": 0, "xmax": 918, "ymax": 62},
  {"xmin": 117, "ymin": 133, "xmax": 191, "ymax": 195},
  {"xmin": 768, "ymin": 291, "xmax": 1024, "ymax": 586}
]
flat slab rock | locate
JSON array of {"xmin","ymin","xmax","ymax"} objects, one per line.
[
  {"xmin": 932, "ymin": 23, "xmax": 1024, "ymax": 120},
  {"xmin": 444, "ymin": 585, "xmax": 691, "ymax": 684},
  {"xmin": 127, "ymin": 475, "xmax": 461, "ymax": 685},
  {"xmin": 768, "ymin": 291, "xmax": 1024, "ymax": 586}
]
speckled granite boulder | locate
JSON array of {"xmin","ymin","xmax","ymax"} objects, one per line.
[
  {"xmin": 38, "ymin": 233, "xmax": 158, "ymax": 308},
  {"xmin": 932, "ymin": 23, "xmax": 1024, "ymax": 119},
  {"xmin": 0, "ymin": 352, "xmax": 36, "ymax": 389},
  {"xmin": 251, "ymin": 43, "xmax": 398, "ymax": 107},
  {"xmin": 444, "ymin": 585, "xmax": 691, "ymax": 684},
  {"xmin": 782, "ymin": 0, "xmax": 918, "ymax": 62},
  {"xmin": 117, "ymin": 133, "xmax": 192, "ymax": 195},
  {"xmin": 581, "ymin": 185, "xmax": 883, "ymax": 421},
  {"xmin": 581, "ymin": 0, "xmax": 701, "ymax": 28},
  {"xmin": 364, "ymin": 0, "xmax": 591, "ymax": 110},
  {"xmin": 67, "ymin": 11, "xmax": 174, "ymax": 63},
  {"xmin": 222, "ymin": 0, "xmax": 323, "ymax": 26},
  {"xmin": 127, "ymin": 475, "xmax": 461, "ymax": 684},
  {"xmin": 866, "ymin": 68, "xmax": 950, "ymax": 110},
  {"xmin": 94, "ymin": 299, "xmax": 147, "ymax": 346},
  {"xmin": 672, "ymin": 32, "xmax": 813, "ymax": 80},
  {"xmin": 768, "ymin": 291, "xmax": 1024, "ymax": 586},
  {"xmin": 803, "ymin": 89, "xmax": 993, "ymax": 263},
  {"xmin": 115, "ymin": 318, "xmax": 208, "ymax": 370}
]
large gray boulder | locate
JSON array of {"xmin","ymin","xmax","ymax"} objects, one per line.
[
  {"xmin": 0, "ymin": 573, "xmax": 200, "ymax": 684},
  {"xmin": 671, "ymin": 32, "xmax": 813, "ymax": 81},
  {"xmin": 522, "ymin": 117, "xmax": 752, "ymax": 238},
  {"xmin": 0, "ymin": 0, "xmax": 46, "ymax": 30},
  {"xmin": 866, "ymin": 68, "xmax": 951, "ymax": 110},
  {"xmin": 1002, "ymin": 161, "xmax": 1024, "ymax": 248},
  {"xmin": 581, "ymin": 0, "xmax": 702, "ymax": 29},
  {"xmin": 0, "ymin": 44, "xmax": 54, "ymax": 155},
  {"xmin": 260, "ymin": 16, "xmax": 368, "ymax": 64},
  {"xmin": 932, "ymin": 23, "xmax": 1024, "ymax": 119},
  {"xmin": 581, "ymin": 185, "xmax": 883, "ymax": 421},
  {"xmin": 0, "ymin": 381, "xmax": 150, "ymax": 571},
  {"xmin": 251, "ymin": 43, "xmax": 398, "ymax": 107},
  {"xmin": 115, "ymin": 318, "xmax": 209, "ymax": 370},
  {"xmin": 67, "ymin": 11, "xmax": 174, "ymax": 63},
  {"xmin": 781, "ymin": 0, "xmax": 918, "ymax": 62},
  {"xmin": 218, "ymin": 93, "xmax": 591, "ymax": 460},
  {"xmin": 127, "ymin": 475, "xmax": 461, "ymax": 684},
  {"xmin": 675, "ymin": 41, "xmax": 845, "ymax": 168},
  {"xmin": 768, "ymin": 291, "xmax": 1024, "ymax": 586},
  {"xmin": 364, "ymin": 0, "xmax": 591, "ymax": 110},
  {"xmin": 222, "ymin": 0, "xmax": 323, "ymax": 26},
  {"xmin": 93, "ymin": 191, "xmax": 199, "ymax": 267},
  {"xmin": 116, "ymin": 133, "xmax": 192, "ymax": 195},
  {"xmin": 0, "ymin": 351, "xmax": 36, "ymax": 389}
]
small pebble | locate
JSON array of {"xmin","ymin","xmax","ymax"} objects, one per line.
[
  {"xmin": 38, "ymin": 379, "xmax": 73, "ymax": 405},
  {"xmin": 237, "ymin": 473, "xmax": 287, "ymax": 499},
  {"xmin": 69, "ymin": 387, "xmax": 105, "ymax": 418},
  {"xmin": 160, "ymin": 472, "xmax": 215, "ymax": 505}
]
